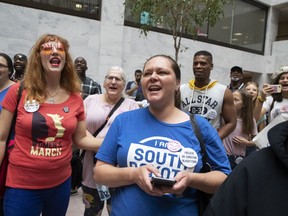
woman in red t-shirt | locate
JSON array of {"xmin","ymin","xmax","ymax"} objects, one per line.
[{"xmin": 0, "ymin": 34, "xmax": 102, "ymax": 216}]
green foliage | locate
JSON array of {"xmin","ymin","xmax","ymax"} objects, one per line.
[{"xmin": 125, "ymin": 0, "xmax": 233, "ymax": 62}]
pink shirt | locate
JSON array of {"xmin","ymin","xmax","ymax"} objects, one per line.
[
  {"xmin": 223, "ymin": 118, "xmax": 258, "ymax": 157},
  {"xmin": 82, "ymin": 94, "xmax": 139, "ymax": 188}
]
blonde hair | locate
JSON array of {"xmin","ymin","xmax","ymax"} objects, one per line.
[
  {"xmin": 244, "ymin": 81, "xmax": 259, "ymax": 108},
  {"xmin": 24, "ymin": 34, "xmax": 81, "ymax": 102},
  {"xmin": 244, "ymin": 81, "xmax": 259, "ymax": 90}
]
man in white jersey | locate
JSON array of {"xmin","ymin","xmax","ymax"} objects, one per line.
[{"xmin": 180, "ymin": 50, "xmax": 236, "ymax": 139}]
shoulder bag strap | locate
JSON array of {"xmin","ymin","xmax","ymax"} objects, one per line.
[
  {"xmin": 92, "ymin": 97, "xmax": 125, "ymax": 137},
  {"xmin": 5, "ymin": 82, "xmax": 24, "ymax": 150},
  {"xmin": 189, "ymin": 114, "xmax": 211, "ymax": 172},
  {"xmin": 81, "ymin": 97, "xmax": 125, "ymax": 158}
]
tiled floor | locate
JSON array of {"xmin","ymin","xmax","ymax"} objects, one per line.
[{"xmin": 67, "ymin": 188, "xmax": 108, "ymax": 216}]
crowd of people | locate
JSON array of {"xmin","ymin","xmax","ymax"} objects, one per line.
[{"xmin": 0, "ymin": 33, "xmax": 288, "ymax": 216}]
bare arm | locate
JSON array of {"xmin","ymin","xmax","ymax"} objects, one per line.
[
  {"xmin": 125, "ymin": 83, "xmax": 139, "ymax": 96},
  {"xmin": 256, "ymin": 84, "xmax": 273, "ymax": 125},
  {"xmin": 254, "ymin": 83, "xmax": 270, "ymax": 122},
  {"xmin": 185, "ymin": 171, "xmax": 227, "ymax": 193},
  {"xmin": 254, "ymin": 99, "xmax": 265, "ymax": 122},
  {"xmin": 233, "ymin": 136, "xmax": 256, "ymax": 147},
  {"xmin": 94, "ymin": 161, "xmax": 164, "ymax": 196},
  {"xmin": 218, "ymin": 88, "xmax": 237, "ymax": 139},
  {"xmin": 0, "ymin": 109, "xmax": 13, "ymax": 165},
  {"xmin": 72, "ymin": 120, "xmax": 103, "ymax": 151},
  {"xmin": 94, "ymin": 161, "xmax": 142, "ymax": 187},
  {"xmin": 94, "ymin": 160, "xmax": 228, "ymax": 196}
]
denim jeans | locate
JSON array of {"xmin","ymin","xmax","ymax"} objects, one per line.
[{"xmin": 4, "ymin": 177, "xmax": 70, "ymax": 216}]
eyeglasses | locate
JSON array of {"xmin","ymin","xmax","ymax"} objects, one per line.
[
  {"xmin": 40, "ymin": 42, "xmax": 65, "ymax": 55},
  {"xmin": 105, "ymin": 76, "xmax": 123, "ymax": 83},
  {"xmin": 0, "ymin": 64, "xmax": 8, "ymax": 70}
]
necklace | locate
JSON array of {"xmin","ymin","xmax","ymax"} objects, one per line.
[{"xmin": 47, "ymin": 89, "xmax": 60, "ymax": 104}]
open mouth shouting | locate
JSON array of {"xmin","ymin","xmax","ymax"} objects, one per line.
[
  {"xmin": 50, "ymin": 57, "xmax": 61, "ymax": 67},
  {"xmin": 281, "ymin": 83, "xmax": 288, "ymax": 91},
  {"xmin": 148, "ymin": 85, "xmax": 161, "ymax": 92}
]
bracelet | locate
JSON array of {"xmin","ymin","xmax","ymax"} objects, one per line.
[{"xmin": 257, "ymin": 96, "xmax": 266, "ymax": 103}]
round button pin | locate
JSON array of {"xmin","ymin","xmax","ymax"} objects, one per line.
[
  {"xmin": 180, "ymin": 148, "xmax": 198, "ymax": 169},
  {"xmin": 167, "ymin": 140, "xmax": 182, "ymax": 152},
  {"xmin": 206, "ymin": 109, "xmax": 217, "ymax": 120},
  {"xmin": 24, "ymin": 100, "xmax": 40, "ymax": 113}
]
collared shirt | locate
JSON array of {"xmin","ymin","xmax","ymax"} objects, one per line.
[
  {"xmin": 10, "ymin": 72, "xmax": 24, "ymax": 82},
  {"xmin": 81, "ymin": 76, "xmax": 102, "ymax": 99},
  {"xmin": 228, "ymin": 82, "xmax": 244, "ymax": 92}
]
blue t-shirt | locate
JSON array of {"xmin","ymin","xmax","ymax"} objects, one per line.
[
  {"xmin": 0, "ymin": 85, "xmax": 12, "ymax": 112},
  {"xmin": 96, "ymin": 108, "xmax": 231, "ymax": 216}
]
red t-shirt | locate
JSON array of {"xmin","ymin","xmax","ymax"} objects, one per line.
[{"xmin": 3, "ymin": 83, "xmax": 85, "ymax": 189}]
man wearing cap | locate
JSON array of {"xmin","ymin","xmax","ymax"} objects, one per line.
[
  {"xmin": 10, "ymin": 53, "xmax": 27, "ymax": 82},
  {"xmin": 228, "ymin": 66, "xmax": 244, "ymax": 92}
]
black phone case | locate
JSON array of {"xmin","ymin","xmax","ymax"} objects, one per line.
[{"xmin": 151, "ymin": 177, "xmax": 176, "ymax": 187}]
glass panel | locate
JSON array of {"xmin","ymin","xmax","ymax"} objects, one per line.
[
  {"xmin": 124, "ymin": 1, "xmax": 140, "ymax": 23},
  {"xmin": 208, "ymin": 1, "xmax": 266, "ymax": 52},
  {"xmin": 1, "ymin": 0, "xmax": 101, "ymax": 19},
  {"xmin": 231, "ymin": 1, "xmax": 266, "ymax": 51},
  {"xmin": 208, "ymin": 4, "xmax": 234, "ymax": 43},
  {"xmin": 124, "ymin": 0, "xmax": 267, "ymax": 53},
  {"xmin": 30, "ymin": 0, "xmax": 100, "ymax": 14}
]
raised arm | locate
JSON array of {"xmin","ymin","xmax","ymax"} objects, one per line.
[
  {"xmin": 125, "ymin": 84, "xmax": 139, "ymax": 96},
  {"xmin": 254, "ymin": 83, "xmax": 271, "ymax": 122}
]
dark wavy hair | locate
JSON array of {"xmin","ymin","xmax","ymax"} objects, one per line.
[
  {"xmin": 272, "ymin": 72, "xmax": 288, "ymax": 103},
  {"xmin": 0, "ymin": 53, "xmax": 13, "ymax": 76}
]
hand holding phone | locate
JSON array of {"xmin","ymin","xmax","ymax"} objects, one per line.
[
  {"xmin": 270, "ymin": 84, "xmax": 282, "ymax": 93},
  {"xmin": 151, "ymin": 176, "xmax": 176, "ymax": 187}
]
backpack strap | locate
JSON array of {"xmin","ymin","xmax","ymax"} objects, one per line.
[
  {"xmin": 189, "ymin": 114, "xmax": 211, "ymax": 172},
  {"xmin": 6, "ymin": 82, "xmax": 24, "ymax": 151}
]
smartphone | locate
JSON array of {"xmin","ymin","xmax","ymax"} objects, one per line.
[
  {"xmin": 270, "ymin": 84, "xmax": 282, "ymax": 93},
  {"xmin": 151, "ymin": 176, "xmax": 176, "ymax": 187}
]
